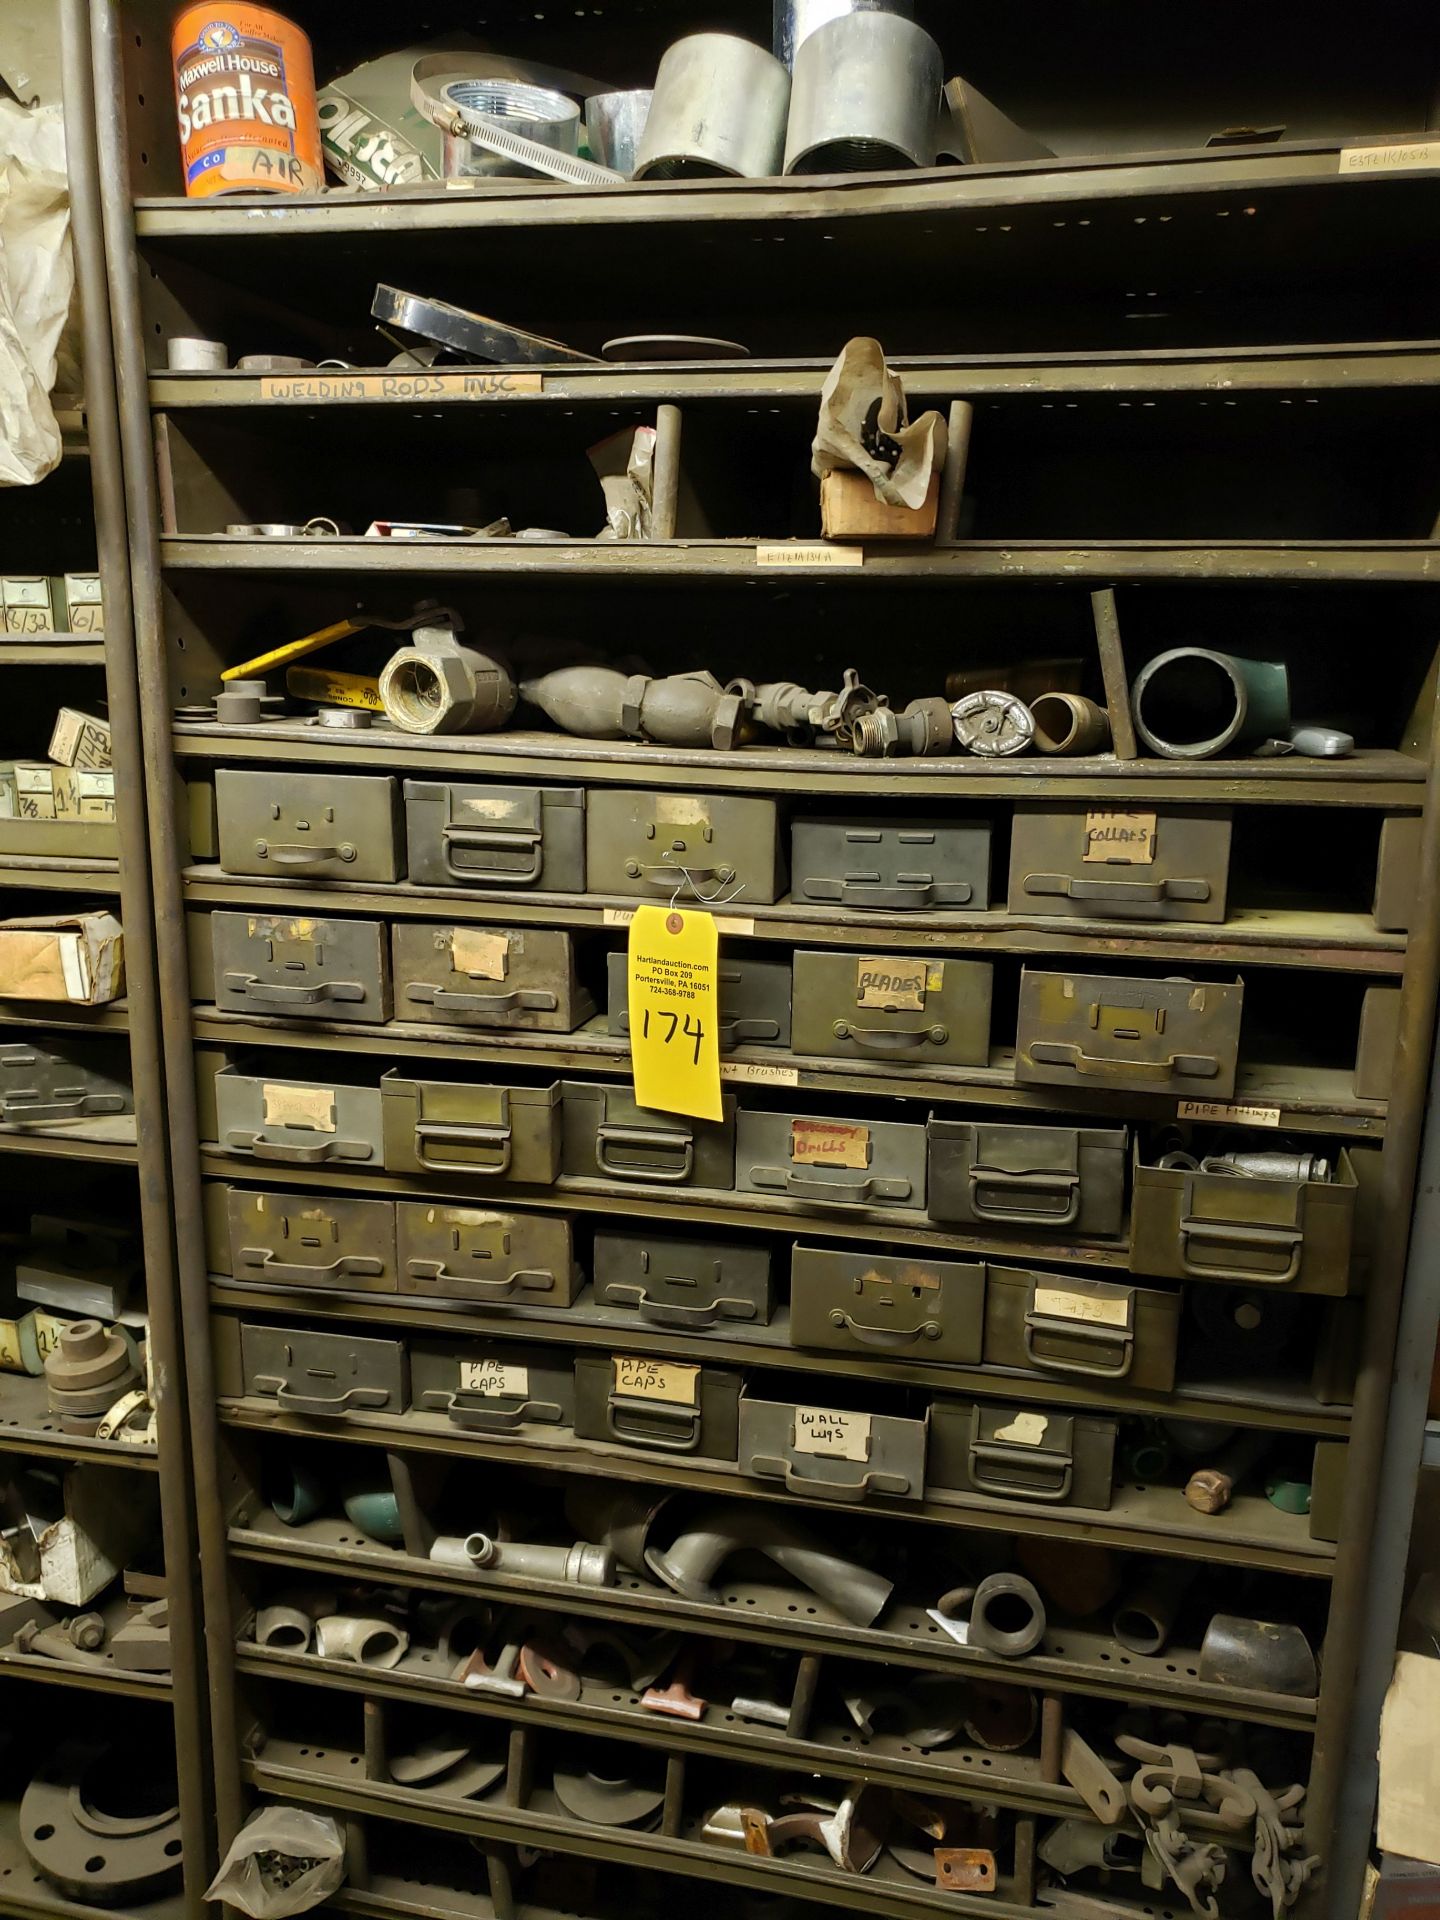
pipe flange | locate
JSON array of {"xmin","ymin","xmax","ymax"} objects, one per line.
[
  {"xmin": 21, "ymin": 1740, "xmax": 183, "ymax": 1904},
  {"xmin": 44, "ymin": 1321, "xmax": 133, "ymax": 1393},
  {"xmin": 389, "ymin": 1734, "xmax": 505, "ymax": 1800},
  {"xmin": 553, "ymin": 1761, "xmax": 666, "ymax": 1829}
]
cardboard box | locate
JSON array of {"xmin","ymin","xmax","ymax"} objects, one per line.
[
  {"xmin": 820, "ymin": 468, "xmax": 940, "ymax": 541},
  {"xmin": 0, "ymin": 911, "xmax": 125, "ymax": 1005},
  {"xmin": 57, "ymin": 767, "xmax": 117, "ymax": 822},
  {"xmin": 0, "ymin": 1464, "xmax": 155, "ymax": 1606},
  {"xmin": 1, "ymin": 575, "xmax": 55, "ymax": 635},
  {"xmin": 48, "ymin": 708, "xmax": 113, "ymax": 771},
  {"xmin": 14, "ymin": 762, "xmax": 57, "ymax": 819},
  {"xmin": 0, "ymin": 764, "xmax": 15, "ymax": 819},
  {"xmin": 61, "ymin": 572, "xmax": 104, "ymax": 635}
]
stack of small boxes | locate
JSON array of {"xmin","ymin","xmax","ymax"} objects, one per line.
[
  {"xmin": 0, "ymin": 571, "xmax": 104, "ymax": 637},
  {"xmin": 0, "ymin": 707, "xmax": 117, "ymax": 844}
]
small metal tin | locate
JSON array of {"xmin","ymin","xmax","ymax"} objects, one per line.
[{"xmin": 1015, "ymin": 968, "xmax": 1244, "ymax": 1100}]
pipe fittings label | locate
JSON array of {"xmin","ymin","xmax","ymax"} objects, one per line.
[{"xmin": 1177, "ymin": 1100, "xmax": 1282, "ymax": 1127}]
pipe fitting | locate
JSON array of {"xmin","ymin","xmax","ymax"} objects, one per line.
[
  {"xmin": 314, "ymin": 1615, "xmax": 410, "ymax": 1670},
  {"xmin": 379, "ymin": 628, "xmax": 517, "ymax": 735},
  {"xmin": 522, "ymin": 665, "xmax": 746, "ymax": 749},
  {"xmin": 1131, "ymin": 647, "xmax": 1290, "ymax": 759},
  {"xmin": 428, "ymin": 1533, "xmax": 615, "ymax": 1587},
  {"xmin": 1030, "ymin": 691, "xmax": 1111, "ymax": 757},
  {"xmin": 784, "ymin": 11, "xmax": 942, "ymax": 175},
  {"xmin": 851, "ymin": 695, "xmax": 952, "ymax": 757},
  {"xmin": 644, "ymin": 1499, "xmax": 893, "ymax": 1626},
  {"xmin": 965, "ymin": 1572, "xmax": 1048, "ymax": 1658},
  {"xmin": 1111, "ymin": 1561, "xmax": 1195, "ymax": 1656},
  {"xmin": 254, "ymin": 1605, "xmax": 313, "ymax": 1653},
  {"xmin": 951, "ymin": 689, "xmax": 1035, "ymax": 757}
]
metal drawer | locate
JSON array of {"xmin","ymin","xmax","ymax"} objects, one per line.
[
  {"xmin": 983, "ymin": 1267, "xmax": 1180, "ymax": 1393},
  {"xmin": 403, "ymin": 779, "xmax": 585, "ymax": 893},
  {"xmin": 1007, "ymin": 804, "xmax": 1233, "ymax": 924},
  {"xmin": 239, "ymin": 1322, "xmax": 408, "ymax": 1418},
  {"xmin": 216, "ymin": 768, "xmax": 403, "ymax": 882},
  {"xmin": 394, "ymin": 923, "xmax": 591, "ymax": 1033},
  {"xmin": 1309, "ymin": 1440, "xmax": 1347, "ymax": 1543},
  {"xmin": 1355, "ymin": 984, "xmax": 1399, "ymax": 1102},
  {"xmin": 930, "ymin": 1399, "xmax": 1116, "ymax": 1511},
  {"xmin": 791, "ymin": 817, "xmax": 990, "ymax": 912},
  {"xmin": 789, "ymin": 1245, "xmax": 985, "ymax": 1365},
  {"xmin": 607, "ymin": 950, "xmax": 791, "ymax": 1051},
  {"xmin": 738, "ymin": 1383, "xmax": 927, "ymax": 1503},
  {"xmin": 381, "ymin": 1074, "xmax": 563, "ymax": 1184},
  {"xmin": 790, "ymin": 949, "xmax": 991, "ymax": 1067},
  {"xmin": 1373, "ymin": 814, "xmax": 1420, "ymax": 933},
  {"xmin": 411, "ymin": 1339, "xmax": 575, "ymax": 1436},
  {"xmin": 210, "ymin": 911, "xmax": 391, "ymax": 1024},
  {"xmin": 397, "ymin": 1204, "xmax": 578, "ymax": 1308},
  {"xmin": 736, "ymin": 1109, "xmax": 926, "ymax": 1212},
  {"xmin": 1130, "ymin": 1141, "xmax": 1359, "ymax": 1297},
  {"xmin": 926, "ymin": 1118, "xmax": 1127, "ymax": 1237},
  {"xmin": 586, "ymin": 790, "xmax": 785, "ymax": 906},
  {"xmin": 593, "ymin": 1232, "xmax": 773, "ymax": 1331},
  {"xmin": 0, "ymin": 1036, "xmax": 132, "ymax": 1127},
  {"xmin": 213, "ymin": 1069, "xmax": 384, "ymax": 1168},
  {"xmin": 227, "ymin": 1189, "xmax": 398, "ymax": 1294},
  {"xmin": 1015, "ymin": 968, "xmax": 1244, "ymax": 1100},
  {"xmin": 573, "ymin": 1353, "xmax": 740, "ymax": 1459},
  {"xmin": 561, "ymin": 1080, "xmax": 736, "ymax": 1190}
]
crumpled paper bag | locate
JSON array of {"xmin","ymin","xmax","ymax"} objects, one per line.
[
  {"xmin": 811, "ymin": 336, "xmax": 947, "ymax": 510},
  {"xmin": 0, "ymin": 99, "xmax": 73, "ymax": 487}
]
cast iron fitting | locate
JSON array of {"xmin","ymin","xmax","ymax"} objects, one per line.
[
  {"xmin": 314, "ymin": 1615, "xmax": 409, "ymax": 1670},
  {"xmin": 254, "ymin": 1605, "xmax": 313, "ymax": 1653},
  {"xmin": 563, "ymin": 1484, "xmax": 673, "ymax": 1574},
  {"xmin": 523, "ymin": 665, "xmax": 746, "ymax": 749},
  {"xmin": 379, "ymin": 629, "xmax": 517, "ymax": 735},
  {"xmin": 1131, "ymin": 647, "xmax": 1290, "ymax": 759},
  {"xmin": 951, "ymin": 689, "xmax": 1035, "ymax": 757},
  {"xmin": 965, "ymin": 1572, "xmax": 1048, "ymax": 1657},
  {"xmin": 644, "ymin": 1498, "xmax": 893, "ymax": 1626},
  {"xmin": 1030, "ymin": 691, "xmax": 1112, "ymax": 757},
  {"xmin": 784, "ymin": 10, "xmax": 942, "ymax": 174},
  {"xmin": 1111, "ymin": 1560, "xmax": 1195, "ymax": 1656},
  {"xmin": 851, "ymin": 695, "xmax": 952, "ymax": 757},
  {"xmin": 731, "ymin": 669, "xmax": 881, "ymax": 743}
]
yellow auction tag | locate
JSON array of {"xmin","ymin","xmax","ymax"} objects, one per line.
[{"xmin": 627, "ymin": 905, "xmax": 722, "ymax": 1122}]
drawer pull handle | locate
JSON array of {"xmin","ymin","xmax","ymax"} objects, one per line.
[
  {"xmin": 968, "ymin": 1415, "xmax": 1074, "ymax": 1503},
  {"xmin": 224, "ymin": 973, "xmax": 366, "ymax": 1007},
  {"xmin": 603, "ymin": 1284, "xmax": 758, "ymax": 1331},
  {"xmin": 1023, "ymin": 1307, "xmax": 1133, "ymax": 1379},
  {"xmin": 748, "ymin": 1453, "xmax": 912, "ymax": 1503},
  {"xmin": 968, "ymin": 1166, "xmax": 1080, "ymax": 1227},
  {"xmin": 405, "ymin": 1260, "xmax": 558, "ymax": 1299},
  {"xmin": 827, "ymin": 1308, "xmax": 941, "ymax": 1349},
  {"xmin": 225, "ymin": 1128, "xmax": 373, "ymax": 1166},
  {"xmin": 251, "ymin": 1373, "xmax": 392, "ymax": 1418},
  {"xmin": 2, "ymin": 1091, "xmax": 109, "ymax": 1123},
  {"xmin": 405, "ymin": 983, "xmax": 558, "ymax": 1015},
  {"xmin": 441, "ymin": 825, "xmax": 543, "ymax": 887},
  {"xmin": 802, "ymin": 877, "xmax": 956, "ymax": 911},
  {"xmin": 262, "ymin": 842, "xmax": 355, "ymax": 866},
  {"xmin": 833, "ymin": 1020, "xmax": 946, "ymax": 1055},
  {"xmin": 1027, "ymin": 1041, "xmax": 1219, "ymax": 1083},
  {"xmin": 717, "ymin": 1016, "xmax": 782, "ymax": 1047},
  {"xmin": 1178, "ymin": 1215, "xmax": 1303, "ymax": 1286},
  {"xmin": 750, "ymin": 1166, "xmax": 912, "ymax": 1207},
  {"xmin": 605, "ymin": 1392, "xmax": 702, "ymax": 1452},
  {"xmin": 595, "ymin": 1122, "xmax": 694, "ymax": 1185},
  {"xmin": 237, "ymin": 1245, "xmax": 385, "ymax": 1285},
  {"xmin": 1024, "ymin": 873, "xmax": 1211, "ymax": 906},
  {"xmin": 411, "ymin": 1119, "xmax": 514, "ymax": 1177},
  {"xmin": 422, "ymin": 1389, "xmax": 564, "ymax": 1432}
]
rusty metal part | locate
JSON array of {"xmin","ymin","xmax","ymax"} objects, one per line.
[
  {"xmin": 1015, "ymin": 1538, "xmax": 1123, "ymax": 1616},
  {"xmin": 1031, "ymin": 691, "xmax": 1111, "ymax": 756},
  {"xmin": 951, "ymin": 689, "xmax": 1034, "ymax": 756},
  {"xmin": 21, "ymin": 1740, "xmax": 183, "ymax": 1904},
  {"xmin": 851, "ymin": 696, "xmax": 953, "ymax": 758},
  {"xmin": 936, "ymin": 1848, "xmax": 996, "ymax": 1892},
  {"xmin": 1198, "ymin": 1615, "xmax": 1318, "ymax": 1698},
  {"xmin": 728, "ymin": 669, "xmax": 882, "ymax": 745},
  {"xmin": 517, "ymin": 1633, "xmax": 582, "ymax": 1701},
  {"xmin": 641, "ymin": 1654, "xmax": 706, "ymax": 1720},
  {"xmin": 703, "ymin": 1804, "xmax": 753, "ymax": 1847},
  {"xmin": 1184, "ymin": 1432, "xmax": 1269, "ymax": 1514},
  {"xmin": 456, "ymin": 1640, "xmax": 526, "ymax": 1698},
  {"xmin": 314, "ymin": 1614, "xmax": 409, "ymax": 1670},
  {"xmin": 645, "ymin": 1499, "xmax": 893, "ymax": 1626},
  {"xmin": 1228, "ymin": 1769, "xmax": 1319, "ymax": 1917},
  {"xmin": 964, "ymin": 1681, "xmax": 1039, "ymax": 1753},
  {"xmin": 1038, "ymin": 1817, "xmax": 1145, "ymax": 1878},
  {"xmin": 553, "ymin": 1760, "xmax": 666, "ymax": 1829},
  {"xmin": 1062, "ymin": 1728, "xmax": 1128, "ymax": 1826},
  {"xmin": 522, "ymin": 665, "xmax": 748, "ymax": 751},
  {"xmin": 760, "ymin": 1784, "xmax": 891, "ymax": 1873}
]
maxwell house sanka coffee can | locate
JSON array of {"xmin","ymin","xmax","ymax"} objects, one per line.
[{"xmin": 172, "ymin": 7, "xmax": 323, "ymax": 197}]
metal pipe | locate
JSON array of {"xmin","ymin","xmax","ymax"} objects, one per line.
[
  {"xmin": 784, "ymin": 12, "xmax": 942, "ymax": 175},
  {"xmin": 934, "ymin": 400, "xmax": 974, "ymax": 546},
  {"xmin": 88, "ymin": 0, "xmax": 245, "ymax": 1849},
  {"xmin": 652, "ymin": 403, "xmax": 683, "ymax": 539},
  {"xmin": 59, "ymin": 5, "xmax": 216, "ymax": 1907}
]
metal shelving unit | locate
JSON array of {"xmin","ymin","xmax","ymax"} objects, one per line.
[{"xmin": 82, "ymin": 1, "xmax": 1440, "ymax": 1916}]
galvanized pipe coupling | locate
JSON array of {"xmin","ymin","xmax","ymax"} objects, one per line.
[{"xmin": 379, "ymin": 627, "xmax": 517, "ymax": 735}]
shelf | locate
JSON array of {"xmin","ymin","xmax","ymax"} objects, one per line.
[
  {"xmin": 209, "ymin": 1281, "xmax": 1350, "ymax": 1439},
  {"xmin": 0, "ymin": 858, "xmax": 121, "ymax": 895},
  {"xmin": 0, "ymin": 1002, "xmax": 128, "ymax": 1036},
  {"xmin": 229, "ymin": 1514, "xmax": 1320, "ymax": 1731},
  {"xmin": 0, "ymin": 1590, "xmax": 171, "ymax": 1701},
  {"xmin": 237, "ymin": 1644, "xmax": 1077, "ymax": 1822},
  {"xmin": 0, "ymin": 1119, "xmax": 137, "ymax": 1165},
  {"xmin": 174, "ymin": 722, "xmax": 1429, "ymax": 808},
  {"xmin": 0, "ymin": 640, "xmax": 106, "ymax": 666},
  {"xmin": 217, "ymin": 1401, "xmax": 1334, "ymax": 1576},
  {"xmin": 0, "ymin": 1371, "xmax": 158, "ymax": 1468},
  {"xmin": 147, "ymin": 340, "xmax": 1440, "ymax": 410},
  {"xmin": 159, "ymin": 534, "xmax": 1440, "ymax": 585}
]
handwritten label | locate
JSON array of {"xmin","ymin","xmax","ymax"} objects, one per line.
[
  {"xmin": 259, "ymin": 371, "xmax": 544, "ymax": 402},
  {"xmin": 1084, "ymin": 810, "xmax": 1156, "ymax": 865},
  {"xmin": 5, "ymin": 607, "xmax": 53, "ymax": 635},
  {"xmin": 655, "ymin": 794, "xmax": 708, "ymax": 827},
  {"xmin": 261, "ymin": 1082, "xmax": 336, "ymax": 1132},
  {"xmin": 721, "ymin": 1061, "xmax": 800, "ymax": 1087},
  {"xmin": 1034, "ymin": 1286, "xmax": 1129, "ymax": 1328},
  {"xmin": 459, "ymin": 1359, "xmax": 528, "ymax": 1397},
  {"xmin": 67, "ymin": 602, "xmax": 104, "ymax": 634},
  {"xmin": 794, "ymin": 1406, "xmax": 871, "ymax": 1462},
  {"xmin": 0, "ymin": 1318, "xmax": 25, "ymax": 1372},
  {"xmin": 995, "ymin": 1411, "xmax": 1050, "ymax": 1447},
  {"xmin": 856, "ymin": 957, "xmax": 931, "ymax": 1011},
  {"xmin": 250, "ymin": 916, "xmax": 318, "ymax": 943},
  {"xmin": 791, "ymin": 1119, "xmax": 870, "ymax": 1170},
  {"xmin": 756, "ymin": 544, "xmax": 864, "ymax": 569},
  {"xmin": 32, "ymin": 1314, "xmax": 64, "ymax": 1361},
  {"xmin": 1177, "ymin": 1100, "xmax": 1282, "ymax": 1128},
  {"xmin": 613, "ymin": 1356, "xmax": 699, "ymax": 1406},
  {"xmin": 452, "ymin": 929, "xmax": 509, "ymax": 980},
  {"xmin": 627, "ymin": 906, "xmax": 722, "ymax": 1122},
  {"xmin": 1339, "ymin": 140, "xmax": 1440, "ymax": 174},
  {"xmin": 607, "ymin": 907, "xmax": 754, "ymax": 937}
]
